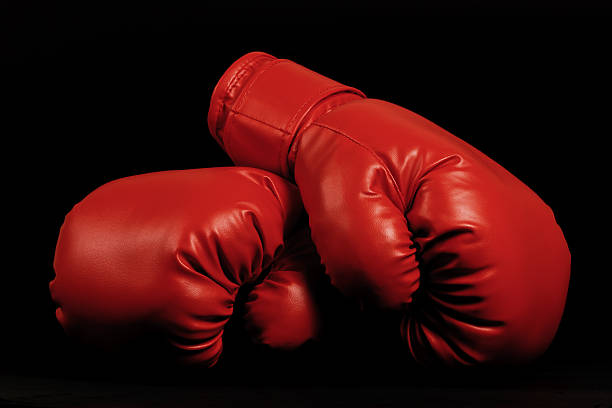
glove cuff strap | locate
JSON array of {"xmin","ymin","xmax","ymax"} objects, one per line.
[{"xmin": 208, "ymin": 51, "xmax": 365, "ymax": 178}]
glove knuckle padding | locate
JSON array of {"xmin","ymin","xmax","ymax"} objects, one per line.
[
  {"xmin": 296, "ymin": 125, "xmax": 420, "ymax": 309},
  {"xmin": 50, "ymin": 168, "xmax": 304, "ymax": 366},
  {"xmin": 244, "ymin": 271, "xmax": 316, "ymax": 349},
  {"xmin": 209, "ymin": 53, "xmax": 571, "ymax": 365},
  {"xmin": 304, "ymin": 99, "xmax": 570, "ymax": 364},
  {"xmin": 243, "ymin": 232, "xmax": 322, "ymax": 349}
]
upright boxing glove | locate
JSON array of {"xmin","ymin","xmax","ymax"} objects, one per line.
[
  {"xmin": 50, "ymin": 167, "xmax": 324, "ymax": 367},
  {"xmin": 208, "ymin": 52, "xmax": 571, "ymax": 365}
]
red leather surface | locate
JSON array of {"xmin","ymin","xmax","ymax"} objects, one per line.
[
  {"xmin": 209, "ymin": 53, "xmax": 571, "ymax": 365},
  {"xmin": 50, "ymin": 167, "xmax": 322, "ymax": 366},
  {"xmin": 208, "ymin": 52, "xmax": 364, "ymax": 178},
  {"xmin": 243, "ymin": 229, "xmax": 323, "ymax": 349}
]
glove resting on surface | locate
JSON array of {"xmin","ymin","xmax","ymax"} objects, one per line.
[
  {"xmin": 50, "ymin": 167, "xmax": 323, "ymax": 367},
  {"xmin": 208, "ymin": 52, "xmax": 571, "ymax": 365}
]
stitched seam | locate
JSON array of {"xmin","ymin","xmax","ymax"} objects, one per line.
[
  {"xmin": 225, "ymin": 107, "xmax": 291, "ymax": 171},
  {"xmin": 285, "ymin": 84, "xmax": 351, "ymax": 132},
  {"xmin": 282, "ymin": 85, "xmax": 356, "ymax": 174},
  {"xmin": 226, "ymin": 59, "xmax": 285, "ymax": 160},
  {"xmin": 214, "ymin": 58, "xmax": 254, "ymax": 148},
  {"xmin": 311, "ymin": 122, "xmax": 407, "ymax": 210},
  {"xmin": 225, "ymin": 59, "xmax": 257, "ymax": 103},
  {"xmin": 228, "ymin": 108, "xmax": 291, "ymax": 135},
  {"xmin": 224, "ymin": 54, "xmax": 276, "ymax": 102},
  {"xmin": 234, "ymin": 59, "xmax": 285, "ymax": 112}
]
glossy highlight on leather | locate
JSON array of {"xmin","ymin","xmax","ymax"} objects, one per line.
[
  {"xmin": 50, "ymin": 167, "xmax": 324, "ymax": 366},
  {"xmin": 209, "ymin": 52, "xmax": 571, "ymax": 365}
]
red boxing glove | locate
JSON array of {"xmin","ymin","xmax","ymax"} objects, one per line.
[
  {"xmin": 50, "ymin": 167, "xmax": 323, "ymax": 367},
  {"xmin": 208, "ymin": 52, "xmax": 571, "ymax": 365}
]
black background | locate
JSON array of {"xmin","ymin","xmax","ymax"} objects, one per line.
[{"xmin": 2, "ymin": 1, "xmax": 611, "ymax": 403}]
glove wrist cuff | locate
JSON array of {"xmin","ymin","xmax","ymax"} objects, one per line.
[{"xmin": 208, "ymin": 51, "xmax": 365, "ymax": 178}]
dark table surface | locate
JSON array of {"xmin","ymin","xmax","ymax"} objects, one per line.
[{"xmin": 2, "ymin": 360, "xmax": 611, "ymax": 408}]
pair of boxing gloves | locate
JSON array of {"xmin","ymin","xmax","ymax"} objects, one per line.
[{"xmin": 50, "ymin": 52, "xmax": 571, "ymax": 367}]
